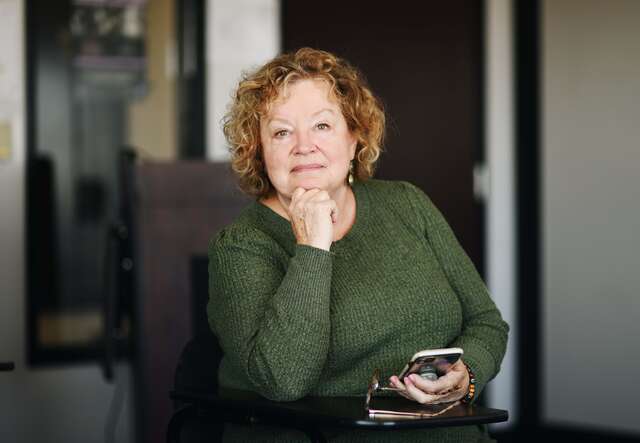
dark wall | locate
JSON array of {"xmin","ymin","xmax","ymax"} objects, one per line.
[{"xmin": 282, "ymin": 0, "xmax": 485, "ymax": 270}]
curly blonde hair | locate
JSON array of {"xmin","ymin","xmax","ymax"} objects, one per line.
[{"xmin": 222, "ymin": 47, "xmax": 386, "ymax": 198}]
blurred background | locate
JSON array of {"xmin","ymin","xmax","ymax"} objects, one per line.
[{"xmin": 0, "ymin": 0, "xmax": 639, "ymax": 442}]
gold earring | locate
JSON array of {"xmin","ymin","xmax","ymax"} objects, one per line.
[{"xmin": 348, "ymin": 161, "xmax": 355, "ymax": 186}]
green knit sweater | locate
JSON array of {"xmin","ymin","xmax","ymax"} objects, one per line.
[{"xmin": 207, "ymin": 179, "xmax": 509, "ymax": 442}]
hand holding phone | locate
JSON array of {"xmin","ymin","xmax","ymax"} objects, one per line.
[{"xmin": 389, "ymin": 347, "xmax": 467, "ymax": 405}]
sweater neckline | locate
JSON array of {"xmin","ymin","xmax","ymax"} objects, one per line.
[{"xmin": 253, "ymin": 181, "xmax": 369, "ymax": 249}]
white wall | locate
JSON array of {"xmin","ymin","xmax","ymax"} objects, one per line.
[
  {"xmin": 485, "ymin": 0, "xmax": 516, "ymax": 427},
  {"xmin": 206, "ymin": 0, "xmax": 280, "ymax": 161},
  {"xmin": 543, "ymin": 0, "xmax": 640, "ymax": 433},
  {"xmin": 0, "ymin": 1, "xmax": 133, "ymax": 442}
]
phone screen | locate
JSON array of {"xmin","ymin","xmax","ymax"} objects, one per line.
[{"xmin": 402, "ymin": 353, "xmax": 461, "ymax": 380}]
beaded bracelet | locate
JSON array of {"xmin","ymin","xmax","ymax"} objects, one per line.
[{"xmin": 461, "ymin": 364, "xmax": 476, "ymax": 403}]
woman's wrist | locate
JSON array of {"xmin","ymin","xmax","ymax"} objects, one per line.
[
  {"xmin": 461, "ymin": 363, "xmax": 477, "ymax": 403},
  {"xmin": 295, "ymin": 238, "xmax": 330, "ymax": 251}
]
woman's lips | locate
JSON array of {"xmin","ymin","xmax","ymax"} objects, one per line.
[{"xmin": 291, "ymin": 164, "xmax": 325, "ymax": 173}]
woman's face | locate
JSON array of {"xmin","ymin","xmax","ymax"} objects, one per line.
[{"xmin": 259, "ymin": 78, "xmax": 357, "ymax": 199}]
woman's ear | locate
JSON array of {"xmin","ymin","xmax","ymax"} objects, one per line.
[{"xmin": 349, "ymin": 136, "xmax": 358, "ymax": 160}]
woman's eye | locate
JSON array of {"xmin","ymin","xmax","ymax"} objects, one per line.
[
  {"xmin": 274, "ymin": 129, "xmax": 289, "ymax": 138},
  {"xmin": 316, "ymin": 122, "xmax": 330, "ymax": 130}
]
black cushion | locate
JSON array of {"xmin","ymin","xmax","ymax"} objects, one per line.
[
  {"xmin": 174, "ymin": 330, "xmax": 223, "ymax": 400},
  {"xmin": 171, "ymin": 331, "xmax": 225, "ymax": 442}
]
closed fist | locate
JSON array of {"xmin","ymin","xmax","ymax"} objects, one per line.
[{"xmin": 286, "ymin": 187, "xmax": 337, "ymax": 251}]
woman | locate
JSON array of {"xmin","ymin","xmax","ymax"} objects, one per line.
[{"xmin": 208, "ymin": 47, "xmax": 509, "ymax": 442}]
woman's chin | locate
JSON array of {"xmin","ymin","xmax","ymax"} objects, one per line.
[
  {"xmin": 291, "ymin": 178, "xmax": 328, "ymax": 191},
  {"xmin": 283, "ymin": 176, "xmax": 347, "ymax": 195}
]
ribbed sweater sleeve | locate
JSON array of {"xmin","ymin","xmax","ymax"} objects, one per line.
[
  {"xmin": 402, "ymin": 182, "xmax": 509, "ymax": 401},
  {"xmin": 207, "ymin": 227, "xmax": 333, "ymax": 401}
]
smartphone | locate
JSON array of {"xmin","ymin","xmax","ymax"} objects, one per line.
[{"xmin": 397, "ymin": 347, "xmax": 463, "ymax": 381}]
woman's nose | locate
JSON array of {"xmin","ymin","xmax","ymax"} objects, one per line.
[{"xmin": 294, "ymin": 130, "xmax": 316, "ymax": 155}]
